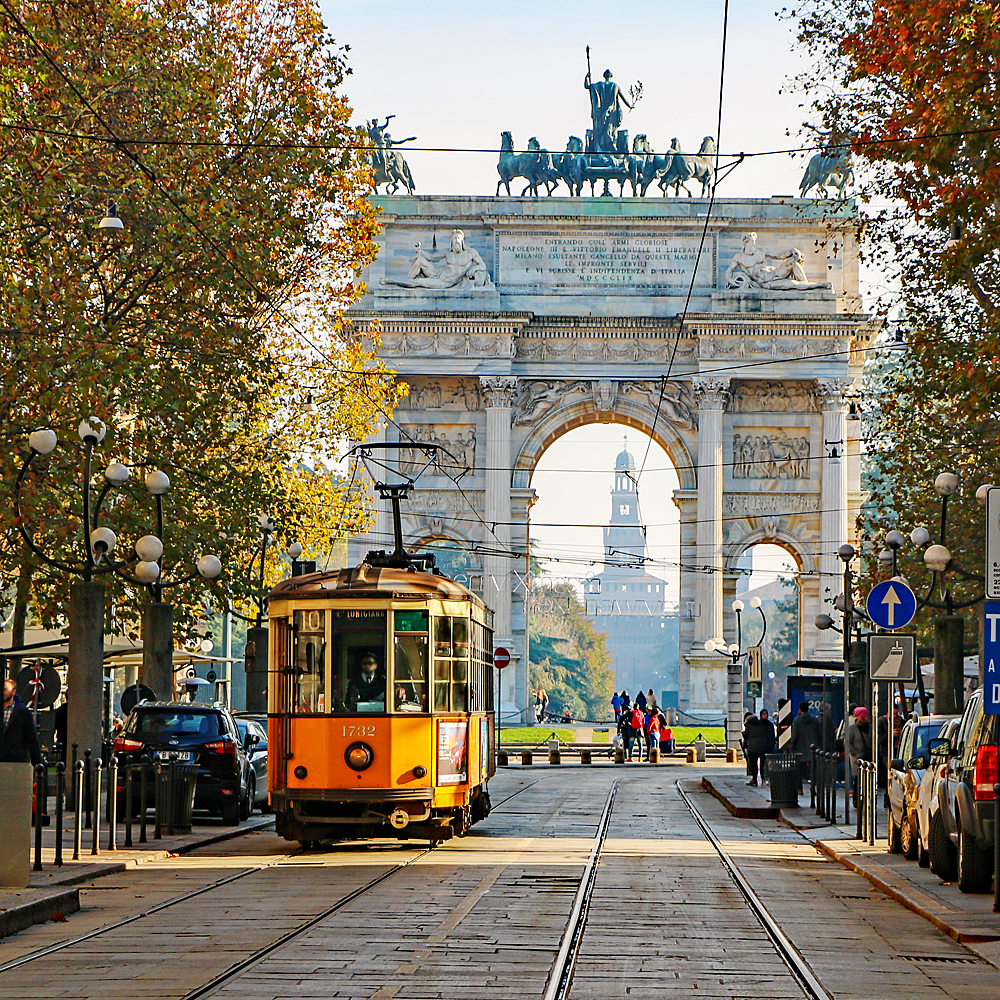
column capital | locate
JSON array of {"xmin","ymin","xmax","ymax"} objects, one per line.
[
  {"xmin": 691, "ymin": 376, "xmax": 731, "ymax": 410},
  {"xmin": 479, "ymin": 376, "xmax": 518, "ymax": 407},
  {"xmin": 814, "ymin": 377, "xmax": 855, "ymax": 411}
]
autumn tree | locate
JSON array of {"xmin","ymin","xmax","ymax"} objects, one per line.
[
  {"xmin": 789, "ymin": 1, "xmax": 1000, "ymax": 652},
  {"xmin": 0, "ymin": 0, "xmax": 401, "ymax": 648}
]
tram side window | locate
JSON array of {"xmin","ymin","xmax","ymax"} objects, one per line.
[
  {"xmin": 293, "ymin": 610, "xmax": 326, "ymax": 713},
  {"xmin": 331, "ymin": 610, "xmax": 389, "ymax": 714},
  {"xmin": 393, "ymin": 611, "xmax": 428, "ymax": 713},
  {"xmin": 434, "ymin": 615, "xmax": 469, "ymax": 712},
  {"xmin": 470, "ymin": 620, "xmax": 493, "ymax": 713}
]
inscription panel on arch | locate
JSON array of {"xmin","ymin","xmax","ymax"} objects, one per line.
[{"xmin": 496, "ymin": 231, "xmax": 716, "ymax": 289}]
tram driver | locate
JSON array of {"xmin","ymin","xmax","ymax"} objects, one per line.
[{"xmin": 347, "ymin": 653, "xmax": 386, "ymax": 712}]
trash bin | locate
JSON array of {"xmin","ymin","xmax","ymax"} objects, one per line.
[
  {"xmin": 766, "ymin": 753, "xmax": 799, "ymax": 808},
  {"xmin": 156, "ymin": 762, "xmax": 198, "ymax": 834}
]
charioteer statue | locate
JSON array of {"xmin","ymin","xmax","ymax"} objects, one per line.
[{"xmin": 584, "ymin": 64, "xmax": 633, "ymax": 156}]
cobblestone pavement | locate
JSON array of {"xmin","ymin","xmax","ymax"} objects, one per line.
[{"xmin": 0, "ymin": 767, "xmax": 996, "ymax": 999}]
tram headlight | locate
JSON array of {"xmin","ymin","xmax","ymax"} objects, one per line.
[
  {"xmin": 345, "ymin": 742, "xmax": 374, "ymax": 771},
  {"xmin": 293, "ymin": 765, "xmax": 308, "ymax": 780},
  {"xmin": 413, "ymin": 765, "xmax": 427, "ymax": 779}
]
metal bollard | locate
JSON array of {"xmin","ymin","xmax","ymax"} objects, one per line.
[
  {"xmin": 84, "ymin": 749, "xmax": 92, "ymax": 829},
  {"xmin": 521, "ymin": 751, "xmax": 533, "ymax": 766},
  {"xmin": 34, "ymin": 763, "xmax": 45, "ymax": 871},
  {"xmin": 73, "ymin": 760, "xmax": 84, "ymax": 860},
  {"xmin": 811, "ymin": 749, "xmax": 817, "ymax": 811},
  {"xmin": 124, "ymin": 759, "xmax": 134, "ymax": 848},
  {"xmin": 54, "ymin": 762, "xmax": 65, "ymax": 867},
  {"xmin": 142, "ymin": 755, "xmax": 152, "ymax": 843},
  {"xmin": 153, "ymin": 758, "xmax": 163, "ymax": 840},
  {"xmin": 107, "ymin": 755, "xmax": 118, "ymax": 851},
  {"xmin": 91, "ymin": 758, "xmax": 102, "ymax": 855},
  {"xmin": 167, "ymin": 759, "xmax": 176, "ymax": 836},
  {"xmin": 70, "ymin": 742, "xmax": 78, "ymax": 813}
]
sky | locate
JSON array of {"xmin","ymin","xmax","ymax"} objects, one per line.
[
  {"xmin": 320, "ymin": 0, "xmax": 817, "ymax": 199},
  {"xmin": 321, "ymin": 1, "xmax": 827, "ymax": 583}
]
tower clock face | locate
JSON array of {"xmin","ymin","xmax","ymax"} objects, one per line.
[{"xmin": 619, "ymin": 503, "xmax": 630, "ymax": 516}]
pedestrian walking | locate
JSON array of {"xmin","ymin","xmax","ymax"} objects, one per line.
[
  {"xmin": 611, "ymin": 691, "xmax": 622, "ymax": 723},
  {"xmin": 1, "ymin": 678, "xmax": 41, "ymax": 765},
  {"xmin": 788, "ymin": 701, "xmax": 821, "ymax": 792},
  {"xmin": 742, "ymin": 711, "xmax": 772, "ymax": 786},
  {"xmin": 647, "ymin": 689, "xmax": 657, "ymax": 713},
  {"xmin": 620, "ymin": 689, "xmax": 631, "ymax": 713},
  {"xmin": 627, "ymin": 704, "xmax": 644, "ymax": 761},
  {"xmin": 534, "ymin": 688, "xmax": 549, "ymax": 724},
  {"xmin": 846, "ymin": 707, "xmax": 872, "ymax": 805},
  {"xmin": 758, "ymin": 708, "xmax": 776, "ymax": 782},
  {"xmin": 635, "ymin": 689, "xmax": 647, "ymax": 713}
]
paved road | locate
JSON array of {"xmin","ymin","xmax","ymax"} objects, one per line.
[{"xmin": 0, "ymin": 767, "xmax": 995, "ymax": 999}]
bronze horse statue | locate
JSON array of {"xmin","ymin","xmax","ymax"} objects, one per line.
[
  {"xmin": 632, "ymin": 134, "xmax": 674, "ymax": 196},
  {"xmin": 660, "ymin": 137, "xmax": 715, "ymax": 197},
  {"xmin": 496, "ymin": 132, "xmax": 560, "ymax": 197},
  {"xmin": 366, "ymin": 117, "xmax": 415, "ymax": 195},
  {"xmin": 799, "ymin": 143, "xmax": 854, "ymax": 198}
]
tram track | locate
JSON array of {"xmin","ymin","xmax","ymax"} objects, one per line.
[
  {"xmin": 675, "ymin": 779, "xmax": 834, "ymax": 1000},
  {"xmin": 0, "ymin": 771, "xmax": 551, "ymax": 992}
]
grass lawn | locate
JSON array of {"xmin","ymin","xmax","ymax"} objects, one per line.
[{"xmin": 499, "ymin": 725, "xmax": 725, "ymax": 745}]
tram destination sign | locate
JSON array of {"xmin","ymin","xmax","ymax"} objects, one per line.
[{"xmin": 496, "ymin": 231, "xmax": 715, "ymax": 289}]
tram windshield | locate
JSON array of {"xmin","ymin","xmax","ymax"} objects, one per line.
[
  {"xmin": 330, "ymin": 609, "xmax": 387, "ymax": 714},
  {"xmin": 393, "ymin": 611, "xmax": 429, "ymax": 712}
]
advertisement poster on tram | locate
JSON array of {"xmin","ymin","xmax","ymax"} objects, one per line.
[
  {"xmin": 437, "ymin": 721, "xmax": 468, "ymax": 785},
  {"xmin": 480, "ymin": 716, "xmax": 490, "ymax": 782}
]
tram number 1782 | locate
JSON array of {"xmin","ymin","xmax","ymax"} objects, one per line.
[{"xmin": 342, "ymin": 725, "xmax": 377, "ymax": 738}]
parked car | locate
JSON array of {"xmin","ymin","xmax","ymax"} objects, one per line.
[
  {"xmin": 927, "ymin": 688, "xmax": 998, "ymax": 892},
  {"xmin": 234, "ymin": 716, "xmax": 269, "ymax": 811},
  {"xmin": 887, "ymin": 714, "xmax": 959, "ymax": 862},
  {"xmin": 915, "ymin": 717, "xmax": 961, "ymax": 870},
  {"xmin": 114, "ymin": 701, "xmax": 256, "ymax": 825}
]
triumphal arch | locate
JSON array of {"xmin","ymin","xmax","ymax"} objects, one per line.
[{"xmin": 347, "ymin": 188, "xmax": 868, "ymax": 723}]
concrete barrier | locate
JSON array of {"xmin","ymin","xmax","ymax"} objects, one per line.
[
  {"xmin": 686, "ymin": 746, "xmax": 696, "ymax": 764},
  {"xmin": 0, "ymin": 762, "xmax": 32, "ymax": 888},
  {"xmin": 580, "ymin": 748, "xmax": 592, "ymax": 765},
  {"xmin": 521, "ymin": 751, "xmax": 533, "ymax": 766},
  {"xmin": 649, "ymin": 747, "xmax": 660, "ymax": 764}
]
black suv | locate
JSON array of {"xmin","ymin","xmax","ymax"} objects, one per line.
[
  {"xmin": 114, "ymin": 702, "xmax": 258, "ymax": 825},
  {"xmin": 929, "ymin": 688, "xmax": 998, "ymax": 892}
]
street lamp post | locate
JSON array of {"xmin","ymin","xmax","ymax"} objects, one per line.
[
  {"xmin": 16, "ymin": 419, "xmax": 120, "ymax": 757},
  {"xmin": 706, "ymin": 596, "xmax": 767, "ymax": 755},
  {"xmin": 839, "ymin": 543, "xmax": 855, "ymax": 826}
]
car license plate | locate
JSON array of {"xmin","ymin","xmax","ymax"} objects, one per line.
[{"xmin": 156, "ymin": 750, "xmax": 192, "ymax": 761}]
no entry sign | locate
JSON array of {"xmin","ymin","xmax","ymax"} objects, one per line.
[{"xmin": 494, "ymin": 647, "xmax": 511, "ymax": 669}]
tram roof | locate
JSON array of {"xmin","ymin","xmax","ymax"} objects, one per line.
[{"xmin": 269, "ymin": 563, "xmax": 486, "ymax": 610}]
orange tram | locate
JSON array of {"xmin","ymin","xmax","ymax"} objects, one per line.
[{"xmin": 267, "ymin": 560, "xmax": 496, "ymax": 845}]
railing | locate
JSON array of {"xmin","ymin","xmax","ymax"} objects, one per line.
[
  {"xmin": 30, "ymin": 748, "xmax": 186, "ymax": 872},
  {"xmin": 856, "ymin": 759, "xmax": 877, "ymax": 845}
]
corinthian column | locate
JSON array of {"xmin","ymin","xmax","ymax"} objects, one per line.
[
  {"xmin": 816, "ymin": 378, "xmax": 852, "ymax": 657},
  {"xmin": 692, "ymin": 377, "xmax": 730, "ymax": 650},
  {"xmin": 479, "ymin": 377, "xmax": 519, "ymax": 713}
]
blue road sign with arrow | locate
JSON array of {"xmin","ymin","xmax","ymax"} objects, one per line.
[
  {"xmin": 984, "ymin": 601, "xmax": 1000, "ymax": 715},
  {"xmin": 866, "ymin": 580, "xmax": 917, "ymax": 631}
]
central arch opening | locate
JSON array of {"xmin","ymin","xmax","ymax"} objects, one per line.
[{"xmin": 527, "ymin": 423, "xmax": 682, "ymax": 723}]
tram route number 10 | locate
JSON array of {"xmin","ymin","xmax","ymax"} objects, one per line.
[{"xmin": 342, "ymin": 725, "xmax": 377, "ymax": 738}]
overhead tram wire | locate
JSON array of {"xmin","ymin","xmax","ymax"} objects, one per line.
[
  {"xmin": 7, "ymin": 118, "xmax": 1000, "ymax": 162},
  {"xmin": 637, "ymin": 0, "xmax": 731, "ymax": 487}
]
